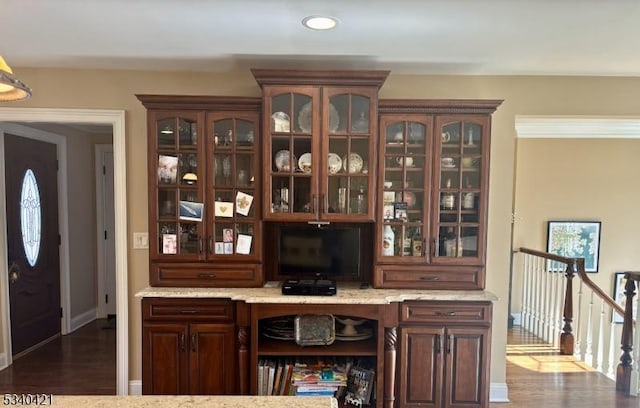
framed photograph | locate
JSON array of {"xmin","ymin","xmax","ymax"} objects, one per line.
[
  {"xmin": 179, "ymin": 201, "xmax": 204, "ymax": 222},
  {"xmin": 612, "ymin": 272, "xmax": 637, "ymax": 324},
  {"xmin": 546, "ymin": 221, "xmax": 601, "ymax": 272}
]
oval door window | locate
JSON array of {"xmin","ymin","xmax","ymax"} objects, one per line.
[{"xmin": 20, "ymin": 169, "xmax": 42, "ymax": 267}]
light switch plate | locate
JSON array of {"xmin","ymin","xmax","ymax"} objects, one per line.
[{"xmin": 133, "ymin": 232, "xmax": 149, "ymax": 249}]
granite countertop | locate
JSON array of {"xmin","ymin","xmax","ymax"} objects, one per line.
[
  {"xmin": 50, "ymin": 396, "xmax": 337, "ymax": 408},
  {"xmin": 136, "ymin": 283, "xmax": 498, "ymax": 304}
]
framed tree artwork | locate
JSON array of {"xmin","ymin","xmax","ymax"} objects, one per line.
[{"xmin": 546, "ymin": 221, "xmax": 601, "ymax": 273}]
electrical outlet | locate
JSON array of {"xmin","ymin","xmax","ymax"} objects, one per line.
[{"xmin": 133, "ymin": 232, "xmax": 149, "ymax": 249}]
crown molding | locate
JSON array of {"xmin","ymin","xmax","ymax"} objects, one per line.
[{"xmin": 515, "ymin": 115, "xmax": 640, "ymax": 138}]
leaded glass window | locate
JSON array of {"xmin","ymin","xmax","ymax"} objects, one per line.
[{"xmin": 20, "ymin": 169, "xmax": 41, "ymax": 267}]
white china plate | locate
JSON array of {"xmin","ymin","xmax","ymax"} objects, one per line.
[
  {"xmin": 335, "ymin": 328, "xmax": 373, "ymax": 341},
  {"xmin": 275, "ymin": 150, "xmax": 295, "ymax": 172},
  {"xmin": 343, "ymin": 153, "xmax": 364, "ymax": 173},
  {"xmin": 298, "ymin": 102, "xmax": 339, "ymax": 133},
  {"xmin": 271, "ymin": 112, "xmax": 290, "ymax": 132},
  {"xmin": 328, "ymin": 153, "xmax": 342, "ymax": 174},
  {"xmin": 441, "ymin": 164, "xmax": 456, "ymax": 169},
  {"xmin": 298, "ymin": 152, "xmax": 312, "ymax": 173}
]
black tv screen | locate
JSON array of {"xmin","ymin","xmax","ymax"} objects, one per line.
[{"xmin": 276, "ymin": 225, "xmax": 361, "ymax": 280}]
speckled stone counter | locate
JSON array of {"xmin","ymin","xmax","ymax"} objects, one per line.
[
  {"xmin": 135, "ymin": 283, "xmax": 498, "ymax": 303},
  {"xmin": 51, "ymin": 395, "xmax": 337, "ymax": 408}
]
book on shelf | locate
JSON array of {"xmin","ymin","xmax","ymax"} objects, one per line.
[{"xmin": 345, "ymin": 365, "xmax": 375, "ymax": 406}]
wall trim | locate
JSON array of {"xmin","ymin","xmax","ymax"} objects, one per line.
[
  {"xmin": 515, "ymin": 115, "xmax": 640, "ymax": 138},
  {"xmin": 128, "ymin": 380, "xmax": 142, "ymax": 396},
  {"xmin": 70, "ymin": 308, "xmax": 97, "ymax": 332},
  {"xmin": 0, "ymin": 352, "xmax": 6, "ymax": 371},
  {"xmin": 490, "ymin": 382, "xmax": 509, "ymax": 402}
]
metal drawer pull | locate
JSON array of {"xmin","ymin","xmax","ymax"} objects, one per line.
[
  {"xmin": 179, "ymin": 310, "xmax": 198, "ymax": 314},
  {"xmin": 198, "ymin": 273, "xmax": 217, "ymax": 279},
  {"xmin": 420, "ymin": 276, "xmax": 440, "ymax": 281},
  {"xmin": 435, "ymin": 311, "xmax": 457, "ymax": 316}
]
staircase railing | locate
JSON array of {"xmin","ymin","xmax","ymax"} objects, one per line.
[{"xmin": 514, "ymin": 248, "xmax": 639, "ymax": 395}]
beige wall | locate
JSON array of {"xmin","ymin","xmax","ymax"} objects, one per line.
[
  {"xmin": 8, "ymin": 67, "xmax": 640, "ymax": 389},
  {"xmin": 512, "ymin": 138, "xmax": 640, "ymax": 313}
]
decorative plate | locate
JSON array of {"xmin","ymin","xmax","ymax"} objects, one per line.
[
  {"xmin": 272, "ymin": 112, "xmax": 290, "ymax": 132},
  {"xmin": 294, "ymin": 314, "xmax": 335, "ymax": 346},
  {"xmin": 275, "ymin": 150, "xmax": 295, "ymax": 172},
  {"xmin": 343, "ymin": 153, "xmax": 364, "ymax": 173},
  {"xmin": 298, "ymin": 102, "xmax": 340, "ymax": 133},
  {"xmin": 327, "ymin": 153, "xmax": 342, "ymax": 174},
  {"xmin": 298, "ymin": 152, "xmax": 312, "ymax": 173}
]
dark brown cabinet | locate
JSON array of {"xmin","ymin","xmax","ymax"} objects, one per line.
[
  {"xmin": 398, "ymin": 301, "xmax": 492, "ymax": 408},
  {"xmin": 253, "ymin": 69, "xmax": 388, "ymax": 222},
  {"xmin": 374, "ymin": 100, "xmax": 502, "ymax": 289},
  {"xmin": 138, "ymin": 95, "xmax": 263, "ymax": 287},
  {"xmin": 142, "ymin": 298, "xmax": 237, "ymax": 395}
]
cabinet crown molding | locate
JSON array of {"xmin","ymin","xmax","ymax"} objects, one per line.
[{"xmin": 251, "ymin": 68, "xmax": 389, "ymax": 88}]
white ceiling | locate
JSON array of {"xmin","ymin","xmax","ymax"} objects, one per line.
[{"xmin": 3, "ymin": 0, "xmax": 640, "ymax": 77}]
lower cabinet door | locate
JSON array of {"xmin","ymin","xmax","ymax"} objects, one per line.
[
  {"xmin": 142, "ymin": 323, "xmax": 189, "ymax": 395},
  {"xmin": 399, "ymin": 326, "xmax": 489, "ymax": 408},
  {"xmin": 189, "ymin": 323, "xmax": 236, "ymax": 395},
  {"xmin": 444, "ymin": 327, "xmax": 489, "ymax": 408},
  {"xmin": 399, "ymin": 326, "xmax": 445, "ymax": 408}
]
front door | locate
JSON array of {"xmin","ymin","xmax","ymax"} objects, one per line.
[{"xmin": 4, "ymin": 133, "xmax": 61, "ymax": 356}]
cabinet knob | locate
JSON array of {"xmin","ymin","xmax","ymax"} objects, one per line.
[
  {"xmin": 435, "ymin": 311, "xmax": 457, "ymax": 316},
  {"xmin": 420, "ymin": 276, "xmax": 440, "ymax": 281},
  {"xmin": 198, "ymin": 274, "xmax": 217, "ymax": 279}
]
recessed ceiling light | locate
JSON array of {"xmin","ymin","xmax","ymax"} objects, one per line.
[{"xmin": 302, "ymin": 16, "xmax": 338, "ymax": 30}]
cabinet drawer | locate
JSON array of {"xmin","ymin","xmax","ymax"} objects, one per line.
[
  {"xmin": 401, "ymin": 302, "xmax": 491, "ymax": 325},
  {"xmin": 374, "ymin": 266, "xmax": 482, "ymax": 290},
  {"xmin": 151, "ymin": 263, "xmax": 262, "ymax": 287},
  {"xmin": 143, "ymin": 298, "xmax": 234, "ymax": 322}
]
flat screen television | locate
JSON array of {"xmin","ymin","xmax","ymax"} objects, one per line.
[{"xmin": 276, "ymin": 225, "xmax": 362, "ymax": 280}]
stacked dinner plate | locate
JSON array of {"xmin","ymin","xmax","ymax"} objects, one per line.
[{"xmin": 261, "ymin": 316, "xmax": 295, "ymax": 341}]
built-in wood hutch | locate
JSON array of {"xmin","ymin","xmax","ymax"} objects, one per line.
[{"xmin": 137, "ymin": 69, "xmax": 501, "ymax": 408}]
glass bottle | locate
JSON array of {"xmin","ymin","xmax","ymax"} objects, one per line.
[
  {"xmin": 402, "ymin": 227, "xmax": 412, "ymax": 256},
  {"xmin": 382, "ymin": 225, "xmax": 395, "ymax": 256},
  {"xmin": 412, "ymin": 227, "xmax": 423, "ymax": 256},
  {"xmin": 355, "ymin": 187, "xmax": 366, "ymax": 214},
  {"xmin": 444, "ymin": 227, "xmax": 456, "ymax": 256},
  {"xmin": 441, "ymin": 178, "xmax": 455, "ymax": 210}
]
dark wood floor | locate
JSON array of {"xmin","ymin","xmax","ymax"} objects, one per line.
[
  {"xmin": 0, "ymin": 319, "xmax": 116, "ymax": 394},
  {"xmin": 0, "ymin": 320, "xmax": 638, "ymax": 406}
]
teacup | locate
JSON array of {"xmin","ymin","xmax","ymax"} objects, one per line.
[
  {"xmin": 396, "ymin": 157, "xmax": 414, "ymax": 167},
  {"xmin": 441, "ymin": 157, "xmax": 454, "ymax": 167},
  {"xmin": 461, "ymin": 157, "xmax": 475, "ymax": 168}
]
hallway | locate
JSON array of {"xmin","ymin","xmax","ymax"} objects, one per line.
[{"xmin": 0, "ymin": 319, "xmax": 116, "ymax": 394}]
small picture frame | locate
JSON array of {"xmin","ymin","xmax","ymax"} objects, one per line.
[
  {"xmin": 546, "ymin": 221, "xmax": 601, "ymax": 273},
  {"xmin": 223, "ymin": 228, "xmax": 233, "ymax": 243},
  {"xmin": 394, "ymin": 202, "xmax": 408, "ymax": 221},
  {"xmin": 179, "ymin": 201, "xmax": 203, "ymax": 222},
  {"xmin": 612, "ymin": 272, "xmax": 636, "ymax": 323},
  {"xmin": 383, "ymin": 203, "xmax": 394, "ymax": 220}
]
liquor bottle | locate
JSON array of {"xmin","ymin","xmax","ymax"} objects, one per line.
[
  {"xmin": 382, "ymin": 225, "xmax": 395, "ymax": 256},
  {"xmin": 412, "ymin": 227, "xmax": 423, "ymax": 256},
  {"xmin": 355, "ymin": 187, "xmax": 366, "ymax": 214},
  {"xmin": 444, "ymin": 227, "xmax": 456, "ymax": 256},
  {"xmin": 402, "ymin": 228, "xmax": 412, "ymax": 256},
  {"xmin": 441, "ymin": 178, "xmax": 455, "ymax": 210}
]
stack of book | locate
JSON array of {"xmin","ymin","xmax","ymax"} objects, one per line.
[{"xmin": 291, "ymin": 363, "xmax": 348, "ymax": 397}]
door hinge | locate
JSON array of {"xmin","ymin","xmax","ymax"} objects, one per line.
[
  {"xmin": 105, "ymin": 294, "xmax": 109, "ymax": 304},
  {"xmin": 103, "ymin": 165, "xmax": 106, "ymax": 175},
  {"xmin": 60, "ymin": 308, "xmax": 63, "ymax": 318},
  {"xmin": 104, "ymin": 230, "xmax": 107, "ymax": 240}
]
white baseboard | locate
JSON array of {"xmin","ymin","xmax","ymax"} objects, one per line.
[
  {"xmin": 69, "ymin": 308, "xmax": 97, "ymax": 332},
  {"xmin": 490, "ymin": 382, "xmax": 509, "ymax": 402},
  {"xmin": 128, "ymin": 380, "xmax": 142, "ymax": 396},
  {"xmin": 0, "ymin": 351, "xmax": 6, "ymax": 371}
]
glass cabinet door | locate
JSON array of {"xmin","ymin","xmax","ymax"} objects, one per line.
[
  {"xmin": 208, "ymin": 112, "xmax": 260, "ymax": 259},
  {"xmin": 434, "ymin": 117, "xmax": 486, "ymax": 262},
  {"xmin": 153, "ymin": 112, "xmax": 204, "ymax": 260},
  {"xmin": 264, "ymin": 87, "xmax": 320, "ymax": 220},
  {"xmin": 322, "ymin": 88, "xmax": 377, "ymax": 220},
  {"xmin": 379, "ymin": 116, "xmax": 431, "ymax": 260}
]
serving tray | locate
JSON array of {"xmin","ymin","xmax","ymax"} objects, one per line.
[{"xmin": 294, "ymin": 314, "xmax": 335, "ymax": 346}]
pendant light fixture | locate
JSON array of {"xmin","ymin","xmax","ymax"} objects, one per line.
[{"xmin": 0, "ymin": 56, "xmax": 32, "ymax": 101}]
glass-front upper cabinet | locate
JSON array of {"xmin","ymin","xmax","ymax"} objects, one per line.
[
  {"xmin": 207, "ymin": 111, "xmax": 261, "ymax": 260},
  {"xmin": 151, "ymin": 111, "xmax": 205, "ymax": 260},
  {"xmin": 254, "ymin": 69, "xmax": 388, "ymax": 222},
  {"xmin": 433, "ymin": 115, "xmax": 489, "ymax": 264},
  {"xmin": 378, "ymin": 115, "xmax": 432, "ymax": 261}
]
